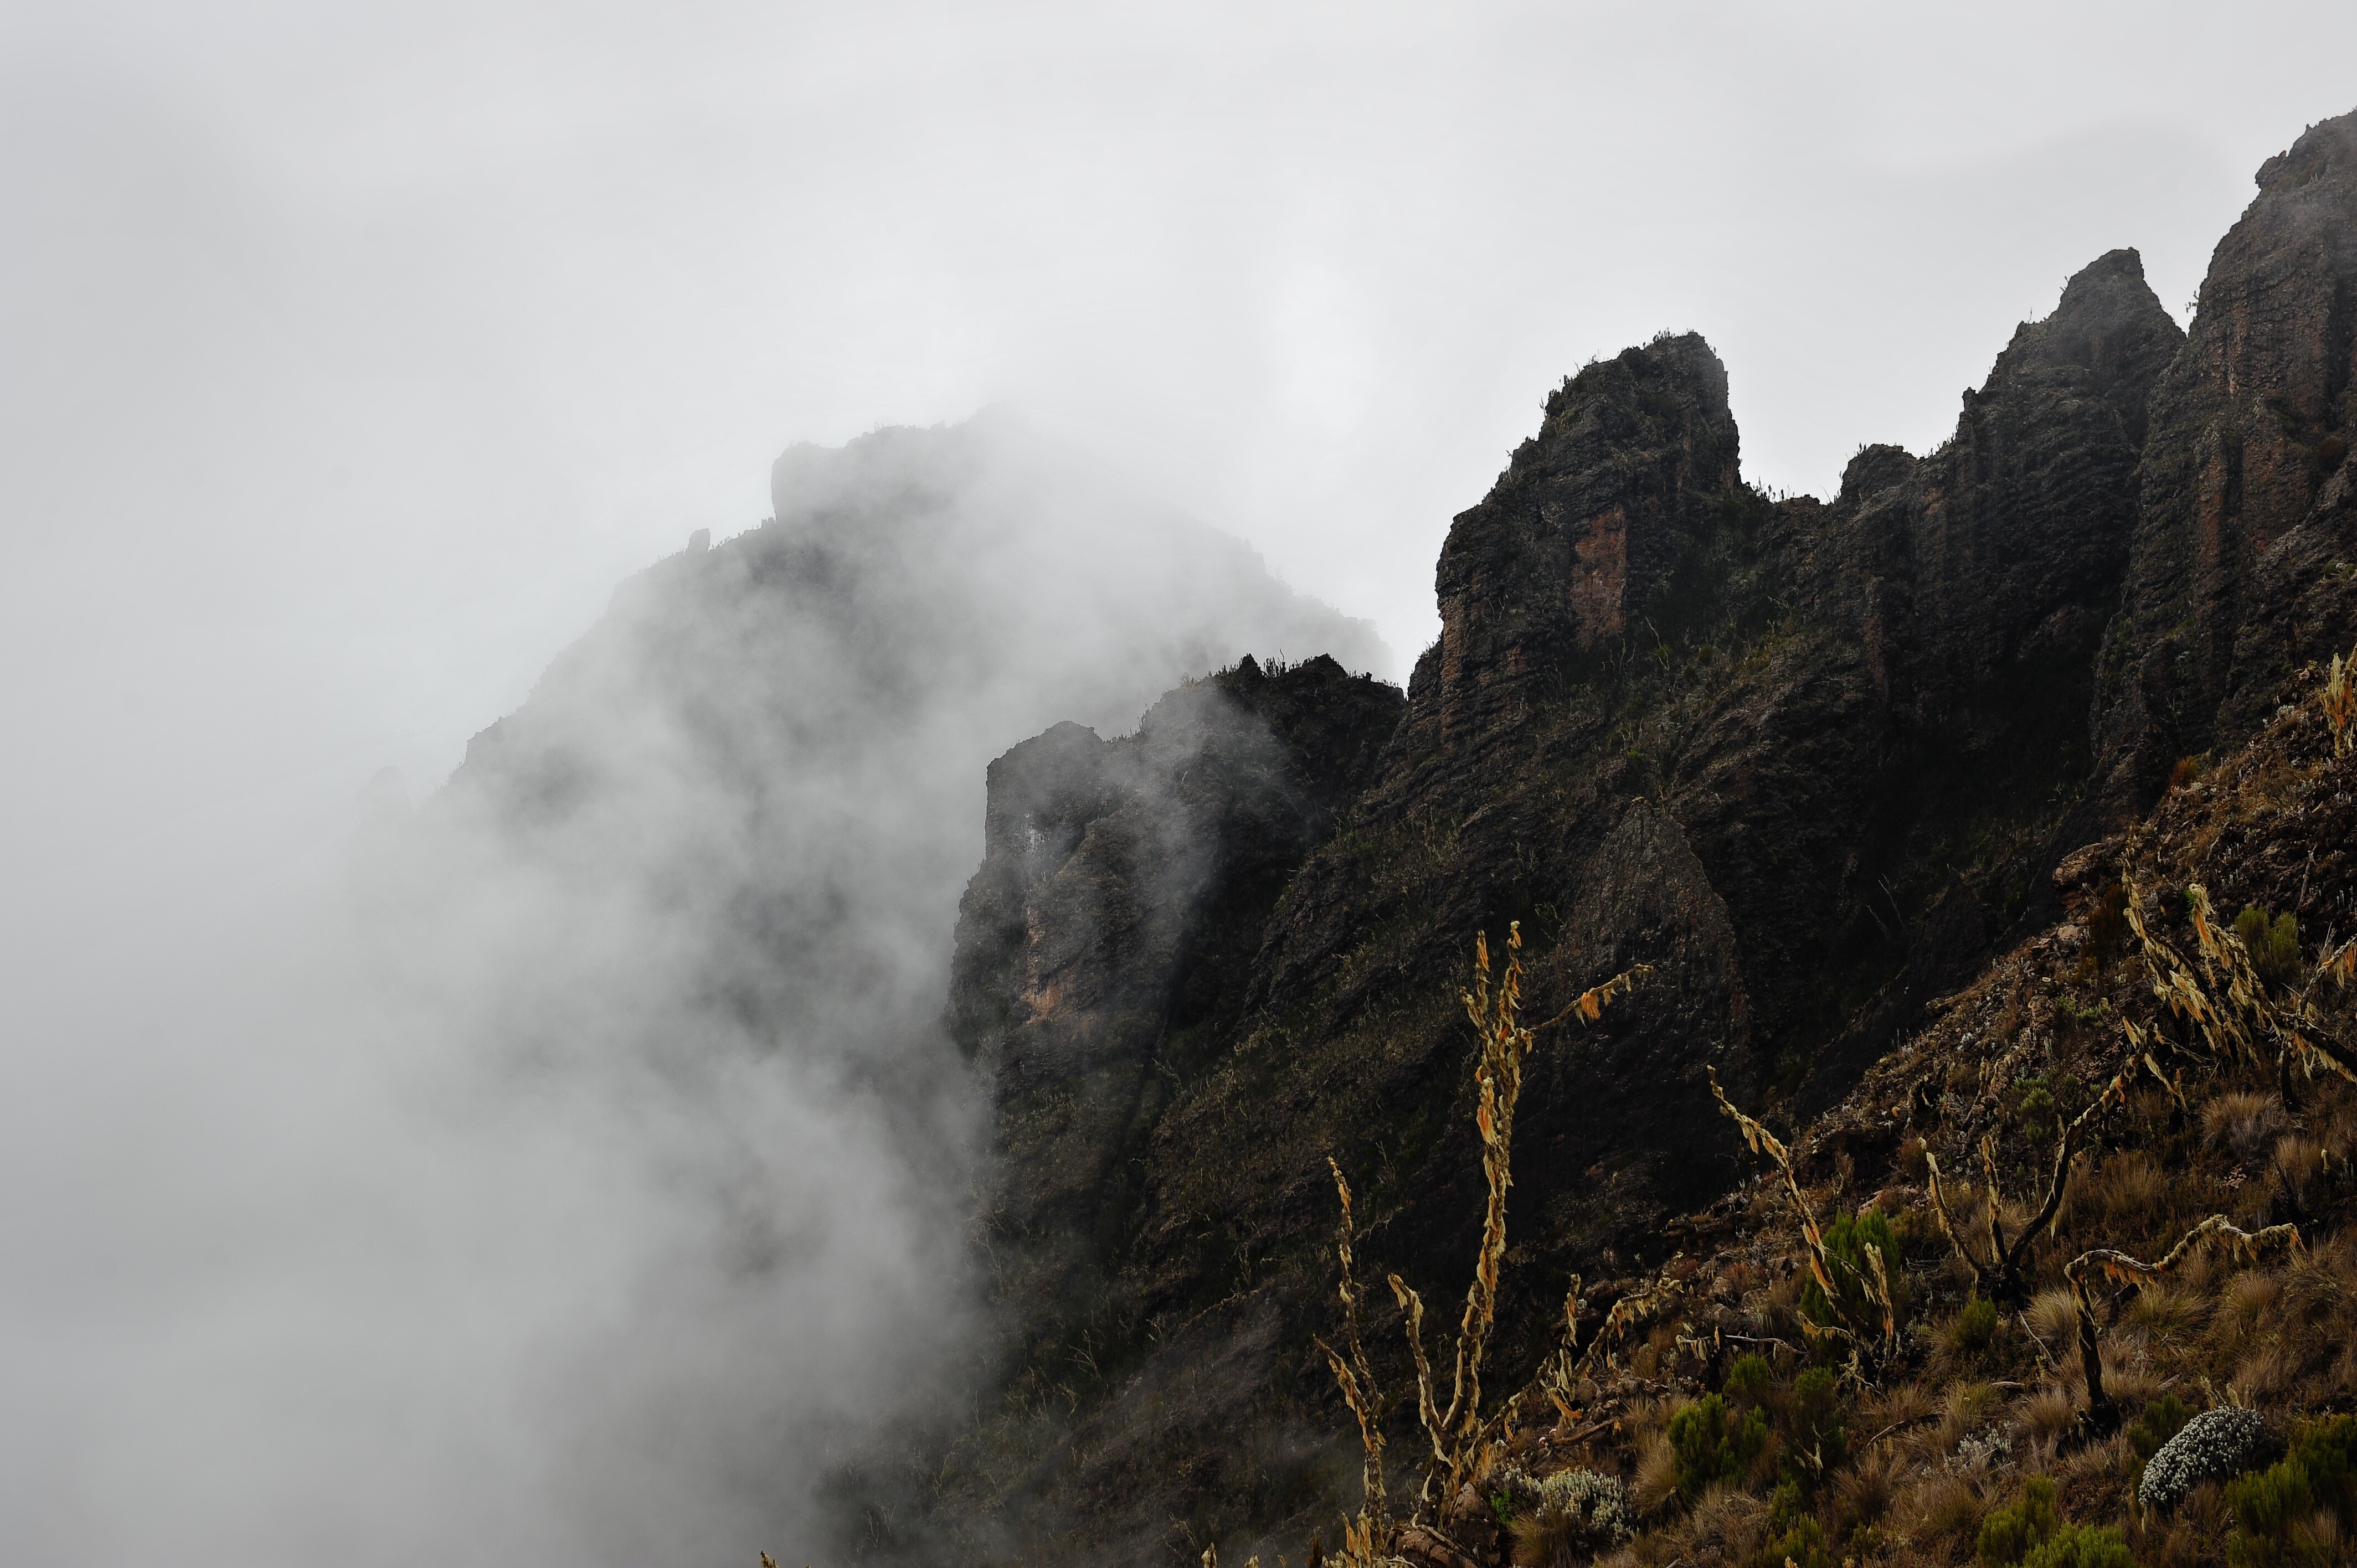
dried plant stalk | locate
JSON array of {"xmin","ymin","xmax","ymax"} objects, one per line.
[
  {"xmin": 1334, "ymin": 922, "xmax": 1643, "ymax": 1533},
  {"xmin": 1707, "ymin": 1068, "xmax": 1893, "ymax": 1369},
  {"xmin": 1531, "ymin": 1272, "xmax": 1584, "ymax": 1421},
  {"xmin": 1577, "ymin": 1270, "xmax": 1681, "ymax": 1374},
  {"xmin": 2063, "ymin": 1216, "xmax": 2302, "ymax": 1427},
  {"xmin": 2326, "ymin": 647, "xmax": 2356, "ymax": 757},
  {"xmin": 2126, "ymin": 876, "xmax": 2357, "ymax": 1088},
  {"xmin": 1313, "ymin": 1158, "xmax": 1388, "ymax": 1539}
]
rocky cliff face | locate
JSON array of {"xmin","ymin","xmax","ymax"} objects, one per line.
[
  {"xmin": 2093, "ymin": 112, "xmax": 2357, "ymax": 808},
  {"xmin": 948, "ymin": 656, "xmax": 1403, "ymax": 1374},
  {"xmin": 927, "ymin": 165, "xmax": 2323, "ymax": 1560}
]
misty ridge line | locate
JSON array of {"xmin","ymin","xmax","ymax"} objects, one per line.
[
  {"xmin": 0, "ymin": 384, "xmax": 1388, "ymax": 1564},
  {"xmin": 105, "ymin": 412, "xmax": 1381, "ymax": 1567}
]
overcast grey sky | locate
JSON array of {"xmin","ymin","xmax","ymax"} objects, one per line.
[{"xmin": 7, "ymin": 2, "xmax": 2357, "ymax": 894}]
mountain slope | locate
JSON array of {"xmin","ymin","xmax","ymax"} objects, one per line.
[{"xmin": 929, "ymin": 111, "xmax": 2357, "ymax": 1566}]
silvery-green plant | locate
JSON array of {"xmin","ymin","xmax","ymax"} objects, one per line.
[
  {"xmin": 1509, "ymin": 1469, "xmax": 1632, "ymax": 1567},
  {"xmin": 2137, "ymin": 1406, "xmax": 2269, "ymax": 1512}
]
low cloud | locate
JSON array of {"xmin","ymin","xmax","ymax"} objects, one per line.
[{"xmin": 0, "ymin": 416, "xmax": 1380, "ymax": 1565}]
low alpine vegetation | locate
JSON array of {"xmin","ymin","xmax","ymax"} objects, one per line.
[{"xmin": 1285, "ymin": 656, "xmax": 2357, "ymax": 1568}]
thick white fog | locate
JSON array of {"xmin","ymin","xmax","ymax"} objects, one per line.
[
  {"xmin": 7, "ymin": 2, "xmax": 2357, "ymax": 1562},
  {"xmin": 2, "ymin": 417, "xmax": 1379, "ymax": 1564}
]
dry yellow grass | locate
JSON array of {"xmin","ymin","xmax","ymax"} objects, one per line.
[{"xmin": 2325, "ymin": 646, "xmax": 2356, "ymax": 757}]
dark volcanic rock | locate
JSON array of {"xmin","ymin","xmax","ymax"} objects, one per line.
[
  {"xmin": 938, "ymin": 655, "xmax": 1403, "ymax": 1561},
  {"xmin": 934, "ymin": 250, "xmax": 2188, "ymax": 1564},
  {"xmin": 950, "ymin": 655, "xmax": 1403, "ymax": 1322},
  {"xmin": 2093, "ymin": 110, "xmax": 2357, "ymax": 808},
  {"xmin": 1412, "ymin": 333, "xmax": 1743, "ymax": 748},
  {"xmin": 1902, "ymin": 247, "xmax": 2185, "ymax": 701}
]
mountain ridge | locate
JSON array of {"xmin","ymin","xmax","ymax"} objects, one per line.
[{"xmin": 912, "ymin": 107, "xmax": 2357, "ymax": 1567}]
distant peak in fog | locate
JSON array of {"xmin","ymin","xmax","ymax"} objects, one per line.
[{"xmin": 357, "ymin": 415, "xmax": 1391, "ymax": 1560}]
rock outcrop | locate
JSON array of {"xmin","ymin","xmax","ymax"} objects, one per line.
[
  {"xmin": 2093, "ymin": 109, "xmax": 2357, "ymax": 808},
  {"xmin": 936, "ymin": 656, "xmax": 1402, "ymax": 1559},
  {"xmin": 949, "ymin": 656, "xmax": 1403, "ymax": 1357}
]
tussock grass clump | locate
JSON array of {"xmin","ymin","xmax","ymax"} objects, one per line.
[
  {"xmin": 2084, "ymin": 1149, "xmax": 2166, "ymax": 1223},
  {"xmin": 2205, "ymin": 1091, "xmax": 2288, "ymax": 1162}
]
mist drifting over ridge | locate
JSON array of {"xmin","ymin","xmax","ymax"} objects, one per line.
[
  {"xmin": 15, "ymin": 9, "xmax": 2357, "ymax": 1562},
  {"xmin": 0, "ymin": 415, "xmax": 1382, "ymax": 1566}
]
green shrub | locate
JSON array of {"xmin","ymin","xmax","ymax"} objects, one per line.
[
  {"xmin": 1757, "ymin": 1512, "xmax": 1830, "ymax": 1568},
  {"xmin": 2013, "ymin": 1077, "xmax": 2058, "ymax": 1130},
  {"xmin": 1952, "ymin": 1296, "xmax": 2001, "ymax": 1355},
  {"xmin": 1978, "ymin": 1476, "xmax": 2060, "ymax": 1566},
  {"xmin": 1801, "ymin": 1206, "xmax": 1902, "ymax": 1334},
  {"xmin": 2022, "ymin": 1524, "xmax": 2134, "ymax": 1568},
  {"xmin": 2225, "ymin": 1416, "xmax": 2357, "ymax": 1567},
  {"xmin": 1785, "ymin": 1368, "xmax": 1848, "ymax": 1478},
  {"xmin": 2235, "ymin": 906, "xmax": 2303, "ymax": 991},
  {"xmin": 1724, "ymin": 1352, "xmax": 1774, "ymax": 1402},
  {"xmin": 1668, "ymin": 1393, "xmax": 1768, "ymax": 1501}
]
